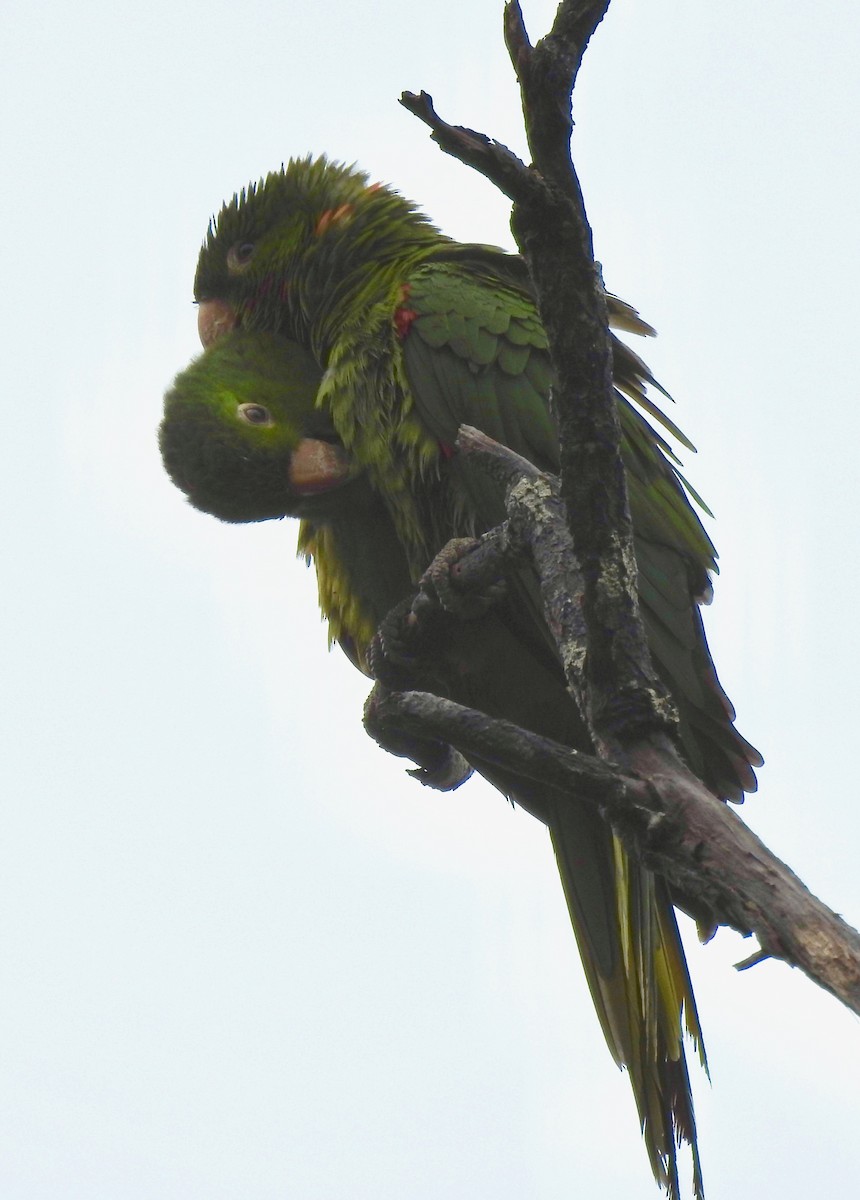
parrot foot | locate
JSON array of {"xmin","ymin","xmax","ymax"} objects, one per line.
[
  {"xmin": 363, "ymin": 683, "xmax": 473, "ymax": 791},
  {"xmin": 419, "ymin": 537, "xmax": 507, "ymax": 620},
  {"xmin": 368, "ymin": 597, "xmax": 440, "ymax": 690},
  {"xmin": 406, "ymin": 755, "xmax": 473, "ymax": 791},
  {"xmin": 368, "ymin": 539, "xmax": 508, "ymax": 693}
]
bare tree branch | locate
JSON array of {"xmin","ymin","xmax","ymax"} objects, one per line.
[
  {"xmin": 402, "ymin": 0, "xmax": 860, "ymax": 1034},
  {"xmin": 371, "ymin": 426, "xmax": 860, "ymax": 1013},
  {"xmin": 402, "ymin": 14, "xmax": 676, "ymax": 757},
  {"xmin": 372, "ymin": 688, "xmax": 637, "ymax": 803},
  {"xmin": 376, "ymin": 688, "xmax": 860, "ymax": 1013}
]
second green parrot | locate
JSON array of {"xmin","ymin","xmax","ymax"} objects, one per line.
[{"xmin": 160, "ymin": 157, "xmax": 763, "ymax": 1200}]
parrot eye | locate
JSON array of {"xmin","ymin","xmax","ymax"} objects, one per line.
[
  {"xmin": 237, "ymin": 403, "xmax": 273, "ymax": 426},
  {"xmin": 227, "ymin": 241, "xmax": 255, "ymax": 272}
]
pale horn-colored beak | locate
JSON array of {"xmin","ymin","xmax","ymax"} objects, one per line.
[
  {"xmin": 288, "ymin": 439, "xmax": 352, "ymax": 495},
  {"xmin": 197, "ymin": 298, "xmax": 238, "ymax": 349}
]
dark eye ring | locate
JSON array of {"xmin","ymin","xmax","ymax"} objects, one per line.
[
  {"xmin": 237, "ymin": 403, "xmax": 273, "ymax": 426},
  {"xmin": 227, "ymin": 242, "xmax": 255, "ymax": 272}
]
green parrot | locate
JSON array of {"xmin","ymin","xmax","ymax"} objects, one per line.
[
  {"xmin": 160, "ymin": 331, "xmax": 416, "ymax": 667},
  {"xmin": 160, "ymin": 156, "xmax": 763, "ymax": 1200}
]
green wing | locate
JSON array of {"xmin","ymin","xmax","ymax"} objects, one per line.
[
  {"xmin": 394, "ymin": 261, "xmax": 735, "ymax": 1200},
  {"xmin": 402, "ymin": 261, "xmax": 760, "ymax": 799}
]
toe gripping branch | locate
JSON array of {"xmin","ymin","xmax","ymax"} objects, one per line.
[{"xmin": 362, "ymin": 533, "xmax": 513, "ymax": 791}]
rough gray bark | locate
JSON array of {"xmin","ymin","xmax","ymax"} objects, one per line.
[
  {"xmin": 375, "ymin": 427, "xmax": 860, "ymax": 1012},
  {"xmin": 387, "ymin": 0, "xmax": 860, "ymax": 1015}
]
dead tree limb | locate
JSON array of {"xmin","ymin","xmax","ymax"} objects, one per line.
[
  {"xmin": 393, "ymin": 0, "xmax": 860, "ymax": 1015},
  {"xmin": 373, "ymin": 429, "xmax": 860, "ymax": 1013}
]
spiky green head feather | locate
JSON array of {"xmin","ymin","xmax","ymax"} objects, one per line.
[
  {"xmin": 160, "ymin": 331, "xmax": 354, "ymax": 523},
  {"xmin": 195, "ymin": 156, "xmax": 448, "ymax": 360}
]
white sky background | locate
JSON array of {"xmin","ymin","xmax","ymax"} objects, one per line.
[{"xmin": 2, "ymin": 1, "xmax": 859, "ymax": 1196}]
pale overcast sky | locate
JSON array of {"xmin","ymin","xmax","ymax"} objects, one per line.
[{"xmin": 2, "ymin": 1, "xmax": 859, "ymax": 1197}]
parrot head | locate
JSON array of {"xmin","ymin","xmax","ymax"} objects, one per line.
[
  {"xmin": 159, "ymin": 331, "xmax": 356, "ymax": 523},
  {"xmin": 193, "ymin": 155, "xmax": 445, "ymax": 357}
]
